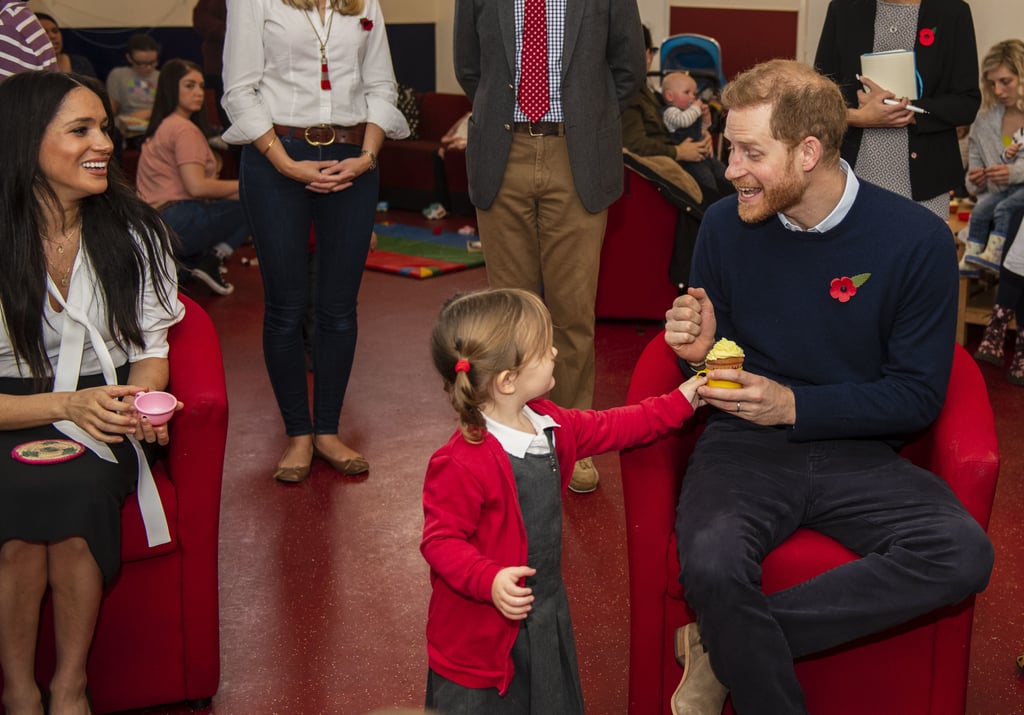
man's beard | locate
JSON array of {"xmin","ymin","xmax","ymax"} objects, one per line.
[{"xmin": 735, "ymin": 164, "xmax": 805, "ymax": 224}]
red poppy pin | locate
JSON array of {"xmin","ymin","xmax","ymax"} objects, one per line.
[
  {"xmin": 830, "ymin": 273, "xmax": 871, "ymax": 303},
  {"xmin": 360, "ymin": 17, "xmax": 373, "ymax": 31},
  {"xmin": 918, "ymin": 27, "xmax": 936, "ymax": 47}
]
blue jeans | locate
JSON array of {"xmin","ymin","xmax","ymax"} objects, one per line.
[
  {"xmin": 675, "ymin": 420, "xmax": 993, "ymax": 714},
  {"xmin": 967, "ymin": 184, "xmax": 1024, "ymax": 243},
  {"xmin": 160, "ymin": 199, "xmax": 250, "ymax": 268},
  {"xmin": 239, "ymin": 137, "xmax": 378, "ymax": 436}
]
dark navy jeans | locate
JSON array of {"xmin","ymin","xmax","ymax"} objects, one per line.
[
  {"xmin": 239, "ymin": 137, "xmax": 378, "ymax": 436},
  {"xmin": 675, "ymin": 419, "xmax": 994, "ymax": 714},
  {"xmin": 160, "ymin": 198, "xmax": 250, "ymax": 268}
]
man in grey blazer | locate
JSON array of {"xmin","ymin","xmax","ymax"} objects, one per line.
[{"xmin": 453, "ymin": 0, "xmax": 646, "ymax": 492}]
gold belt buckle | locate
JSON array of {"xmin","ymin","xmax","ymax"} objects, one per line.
[
  {"xmin": 528, "ymin": 122, "xmax": 543, "ymax": 137},
  {"xmin": 304, "ymin": 123, "xmax": 336, "ymax": 146}
]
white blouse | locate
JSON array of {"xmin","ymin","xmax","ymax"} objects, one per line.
[
  {"xmin": 0, "ymin": 233, "xmax": 184, "ymax": 379},
  {"xmin": 221, "ymin": 0, "xmax": 409, "ymax": 143}
]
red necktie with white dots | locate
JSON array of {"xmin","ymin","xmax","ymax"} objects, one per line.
[{"xmin": 518, "ymin": 0, "xmax": 550, "ymax": 123}]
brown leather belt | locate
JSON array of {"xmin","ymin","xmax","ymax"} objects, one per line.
[
  {"xmin": 273, "ymin": 123, "xmax": 366, "ymax": 147},
  {"xmin": 512, "ymin": 121, "xmax": 565, "ymax": 137}
]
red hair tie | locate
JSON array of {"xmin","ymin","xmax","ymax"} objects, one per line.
[{"xmin": 454, "ymin": 359, "xmax": 471, "ymax": 374}]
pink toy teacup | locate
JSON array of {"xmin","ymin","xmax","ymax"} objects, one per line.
[{"xmin": 134, "ymin": 391, "xmax": 178, "ymax": 426}]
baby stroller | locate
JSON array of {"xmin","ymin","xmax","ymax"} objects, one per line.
[
  {"xmin": 659, "ymin": 33, "xmax": 726, "ymax": 103},
  {"xmin": 658, "ymin": 33, "xmax": 727, "ymax": 154}
]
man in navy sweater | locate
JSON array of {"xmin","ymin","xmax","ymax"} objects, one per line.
[{"xmin": 663, "ymin": 59, "xmax": 994, "ymax": 715}]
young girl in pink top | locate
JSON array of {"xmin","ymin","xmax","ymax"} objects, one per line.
[{"xmin": 421, "ymin": 288, "xmax": 704, "ymax": 714}]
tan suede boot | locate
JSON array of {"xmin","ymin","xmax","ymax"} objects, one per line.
[
  {"xmin": 672, "ymin": 623, "xmax": 729, "ymax": 715},
  {"xmin": 568, "ymin": 457, "xmax": 599, "ymax": 493}
]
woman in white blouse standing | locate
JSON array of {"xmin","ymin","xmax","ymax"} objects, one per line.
[{"xmin": 223, "ymin": 0, "xmax": 408, "ymax": 483}]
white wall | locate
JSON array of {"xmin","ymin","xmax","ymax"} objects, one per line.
[
  {"xmin": 670, "ymin": 0, "xmax": 1012, "ymax": 69},
  {"xmin": 28, "ymin": 0, "xmax": 196, "ymax": 27}
]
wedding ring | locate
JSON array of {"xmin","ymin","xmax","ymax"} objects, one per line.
[{"xmin": 736, "ymin": 402, "xmax": 741, "ymax": 413}]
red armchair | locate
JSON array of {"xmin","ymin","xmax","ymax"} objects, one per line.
[
  {"xmin": 1, "ymin": 295, "xmax": 228, "ymax": 713},
  {"xmin": 596, "ymin": 166, "xmax": 679, "ymax": 321},
  {"xmin": 596, "ymin": 156, "xmax": 703, "ymax": 321},
  {"xmin": 378, "ymin": 91, "xmax": 472, "ymax": 213},
  {"xmin": 620, "ymin": 333, "xmax": 999, "ymax": 715}
]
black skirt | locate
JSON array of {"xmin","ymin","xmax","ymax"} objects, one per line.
[{"xmin": 0, "ymin": 369, "xmax": 138, "ymax": 585}]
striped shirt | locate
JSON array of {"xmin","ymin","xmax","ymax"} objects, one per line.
[{"xmin": 0, "ymin": 1, "xmax": 56, "ymax": 80}]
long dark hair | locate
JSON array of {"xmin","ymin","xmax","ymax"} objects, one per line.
[
  {"xmin": 144, "ymin": 58, "xmax": 214, "ymax": 139},
  {"xmin": 0, "ymin": 71, "xmax": 178, "ymax": 386}
]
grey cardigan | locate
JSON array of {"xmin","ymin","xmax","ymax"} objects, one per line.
[{"xmin": 966, "ymin": 105, "xmax": 1024, "ymax": 197}]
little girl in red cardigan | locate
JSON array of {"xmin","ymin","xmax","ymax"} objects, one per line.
[{"xmin": 421, "ymin": 287, "xmax": 704, "ymax": 713}]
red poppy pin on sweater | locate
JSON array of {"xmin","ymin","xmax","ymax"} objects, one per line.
[
  {"xmin": 830, "ymin": 273, "xmax": 871, "ymax": 303},
  {"xmin": 919, "ymin": 27, "xmax": 936, "ymax": 47}
]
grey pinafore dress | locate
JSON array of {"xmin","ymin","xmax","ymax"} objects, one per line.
[{"xmin": 426, "ymin": 428, "xmax": 585, "ymax": 714}]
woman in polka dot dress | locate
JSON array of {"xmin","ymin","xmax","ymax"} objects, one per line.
[{"xmin": 815, "ymin": 0, "xmax": 981, "ymax": 219}]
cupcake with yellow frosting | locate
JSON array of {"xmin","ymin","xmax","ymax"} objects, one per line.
[{"xmin": 704, "ymin": 338, "xmax": 744, "ymax": 388}]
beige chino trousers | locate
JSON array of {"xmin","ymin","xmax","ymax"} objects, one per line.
[{"xmin": 477, "ymin": 132, "xmax": 607, "ymax": 410}]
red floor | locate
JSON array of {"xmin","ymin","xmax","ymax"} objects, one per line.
[{"xmin": 125, "ymin": 209, "xmax": 1024, "ymax": 715}]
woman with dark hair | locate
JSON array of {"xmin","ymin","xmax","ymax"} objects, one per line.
[
  {"xmin": 222, "ymin": 0, "xmax": 408, "ymax": 482},
  {"xmin": 137, "ymin": 58, "xmax": 247, "ymax": 295},
  {"xmin": 34, "ymin": 12, "xmax": 97, "ymax": 77},
  {"xmin": 0, "ymin": 71, "xmax": 183, "ymax": 715}
]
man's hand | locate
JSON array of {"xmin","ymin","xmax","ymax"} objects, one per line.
[
  {"xmin": 699, "ymin": 370, "xmax": 796, "ymax": 426},
  {"xmin": 665, "ymin": 288, "xmax": 716, "ymax": 365}
]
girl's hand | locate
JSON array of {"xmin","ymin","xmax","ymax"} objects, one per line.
[
  {"xmin": 678, "ymin": 374, "xmax": 708, "ymax": 409},
  {"xmin": 123, "ymin": 394, "xmax": 183, "ymax": 446},
  {"xmin": 65, "ymin": 384, "xmax": 146, "ymax": 443},
  {"xmin": 1006, "ymin": 143, "xmax": 1021, "ymax": 162},
  {"xmin": 491, "ymin": 566, "xmax": 536, "ymax": 620}
]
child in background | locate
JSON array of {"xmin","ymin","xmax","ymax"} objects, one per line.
[
  {"xmin": 421, "ymin": 288, "xmax": 704, "ymax": 714},
  {"xmin": 106, "ymin": 33, "xmax": 161, "ymax": 134},
  {"xmin": 661, "ymin": 71, "xmax": 733, "ymax": 203},
  {"xmin": 661, "ymin": 71, "xmax": 709, "ymax": 144}
]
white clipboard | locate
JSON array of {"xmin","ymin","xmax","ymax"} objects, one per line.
[{"xmin": 860, "ymin": 49, "xmax": 919, "ymax": 100}]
